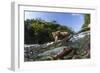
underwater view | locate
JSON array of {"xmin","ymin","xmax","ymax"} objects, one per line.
[{"xmin": 24, "ymin": 11, "xmax": 90, "ymax": 61}]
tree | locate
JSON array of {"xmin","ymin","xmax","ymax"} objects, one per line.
[
  {"xmin": 82, "ymin": 14, "xmax": 90, "ymax": 28},
  {"xmin": 24, "ymin": 18, "xmax": 74, "ymax": 44}
]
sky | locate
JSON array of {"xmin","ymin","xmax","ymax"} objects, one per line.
[{"xmin": 24, "ymin": 11, "xmax": 85, "ymax": 32}]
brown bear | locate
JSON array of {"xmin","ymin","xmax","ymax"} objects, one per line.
[{"xmin": 52, "ymin": 31, "xmax": 69, "ymax": 42}]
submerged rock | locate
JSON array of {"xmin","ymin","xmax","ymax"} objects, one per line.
[{"xmin": 38, "ymin": 46, "xmax": 68, "ymax": 57}]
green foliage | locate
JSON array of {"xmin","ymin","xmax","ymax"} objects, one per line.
[
  {"xmin": 82, "ymin": 14, "xmax": 90, "ymax": 28},
  {"xmin": 24, "ymin": 18, "xmax": 74, "ymax": 44},
  {"xmin": 77, "ymin": 14, "xmax": 90, "ymax": 33}
]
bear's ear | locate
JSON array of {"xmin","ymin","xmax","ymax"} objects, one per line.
[
  {"xmin": 55, "ymin": 31, "xmax": 60, "ymax": 35},
  {"xmin": 51, "ymin": 32, "xmax": 55, "ymax": 37},
  {"xmin": 56, "ymin": 31, "xmax": 60, "ymax": 33},
  {"xmin": 51, "ymin": 32, "xmax": 54, "ymax": 35}
]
